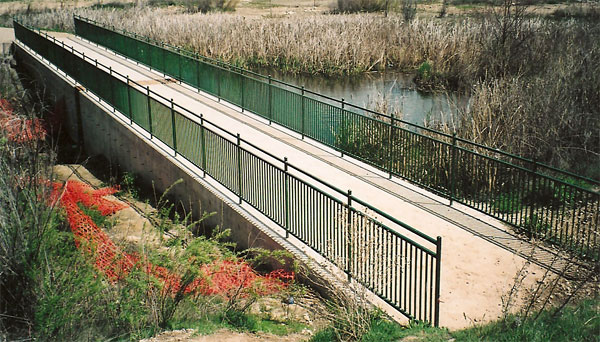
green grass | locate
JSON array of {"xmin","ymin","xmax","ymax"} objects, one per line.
[
  {"xmin": 168, "ymin": 311, "xmax": 307, "ymax": 337},
  {"xmin": 311, "ymin": 298, "xmax": 599, "ymax": 342},
  {"xmin": 247, "ymin": 0, "xmax": 281, "ymax": 9},
  {"xmin": 492, "ymin": 192, "xmax": 524, "ymax": 214},
  {"xmin": 90, "ymin": 1, "xmax": 136, "ymax": 10},
  {"xmin": 77, "ymin": 202, "xmax": 111, "ymax": 229},
  {"xmin": 455, "ymin": 298, "xmax": 600, "ymax": 341},
  {"xmin": 311, "ymin": 319, "xmax": 451, "ymax": 342}
]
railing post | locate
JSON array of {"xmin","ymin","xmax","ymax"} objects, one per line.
[
  {"xmin": 146, "ymin": 86, "xmax": 153, "ymax": 138},
  {"xmin": 237, "ymin": 133, "xmax": 243, "ymax": 204},
  {"xmin": 161, "ymin": 43, "xmax": 166, "ymax": 76},
  {"xmin": 284, "ymin": 157, "xmax": 290, "ymax": 238},
  {"xmin": 301, "ymin": 86, "xmax": 305, "ymax": 139},
  {"xmin": 126, "ymin": 76, "xmax": 132, "ymax": 124},
  {"xmin": 346, "ymin": 189, "xmax": 352, "ymax": 281},
  {"xmin": 241, "ymin": 70, "xmax": 245, "ymax": 113},
  {"xmin": 171, "ymin": 98, "xmax": 177, "ymax": 156},
  {"xmin": 217, "ymin": 67, "xmax": 221, "ymax": 102},
  {"xmin": 529, "ymin": 159, "xmax": 538, "ymax": 235},
  {"xmin": 109, "ymin": 66, "xmax": 115, "ymax": 112},
  {"xmin": 196, "ymin": 53, "xmax": 200, "ymax": 92},
  {"xmin": 434, "ymin": 236, "xmax": 442, "ymax": 328},
  {"xmin": 388, "ymin": 114, "xmax": 395, "ymax": 179},
  {"xmin": 341, "ymin": 98, "xmax": 345, "ymax": 158},
  {"xmin": 200, "ymin": 115, "xmax": 207, "ymax": 177},
  {"xmin": 450, "ymin": 132, "xmax": 457, "ymax": 205},
  {"xmin": 178, "ymin": 48, "xmax": 182, "ymax": 81},
  {"xmin": 268, "ymin": 75, "xmax": 272, "ymax": 125}
]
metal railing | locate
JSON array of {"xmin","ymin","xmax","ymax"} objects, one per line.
[
  {"xmin": 14, "ymin": 19, "xmax": 443, "ymax": 326},
  {"xmin": 71, "ymin": 15, "xmax": 599, "ymax": 261}
]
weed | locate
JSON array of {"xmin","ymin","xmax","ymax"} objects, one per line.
[
  {"xmin": 336, "ymin": 0, "xmax": 390, "ymax": 13},
  {"xmin": 454, "ymin": 298, "xmax": 600, "ymax": 342},
  {"xmin": 521, "ymin": 214, "xmax": 551, "ymax": 239},
  {"xmin": 310, "ymin": 327, "xmax": 336, "ymax": 342},
  {"xmin": 492, "ymin": 192, "xmax": 524, "ymax": 214},
  {"xmin": 77, "ymin": 202, "xmax": 111, "ymax": 229},
  {"xmin": 121, "ymin": 171, "xmax": 138, "ymax": 198}
]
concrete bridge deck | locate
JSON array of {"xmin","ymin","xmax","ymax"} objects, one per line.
[{"xmin": 22, "ymin": 32, "xmax": 580, "ymax": 329}]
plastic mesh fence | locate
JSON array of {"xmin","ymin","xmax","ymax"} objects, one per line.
[
  {"xmin": 0, "ymin": 96, "xmax": 47, "ymax": 143},
  {"xmin": 51, "ymin": 180, "xmax": 294, "ymax": 297}
]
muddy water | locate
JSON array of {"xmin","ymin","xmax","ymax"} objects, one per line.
[{"xmin": 263, "ymin": 69, "xmax": 466, "ymax": 127}]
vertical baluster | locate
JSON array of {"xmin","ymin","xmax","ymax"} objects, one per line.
[
  {"xmin": 237, "ymin": 133, "xmax": 242, "ymax": 204},
  {"xmin": 146, "ymin": 86, "xmax": 152, "ymax": 137},
  {"xmin": 284, "ymin": 157, "xmax": 290, "ymax": 238},
  {"xmin": 170, "ymin": 98, "xmax": 177, "ymax": 156}
]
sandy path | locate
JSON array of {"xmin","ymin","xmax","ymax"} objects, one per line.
[{"xmin": 140, "ymin": 329, "xmax": 310, "ymax": 342}]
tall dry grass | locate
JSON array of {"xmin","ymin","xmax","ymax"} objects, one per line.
[
  {"xmin": 19, "ymin": 7, "xmax": 482, "ymax": 80},
  {"xmin": 449, "ymin": 21, "xmax": 600, "ymax": 178}
]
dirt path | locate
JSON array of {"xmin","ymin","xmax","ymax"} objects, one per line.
[{"xmin": 140, "ymin": 329, "xmax": 311, "ymax": 342}]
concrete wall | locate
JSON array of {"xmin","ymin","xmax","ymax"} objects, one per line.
[{"xmin": 15, "ymin": 44, "xmax": 288, "ymax": 259}]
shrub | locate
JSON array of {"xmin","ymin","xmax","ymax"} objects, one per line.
[
  {"xmin": 194, "ymin": 0, "xmax": 240, "ymax": 13},
  {"xmin": 336, "ymin": 0, "xmax": 388, "ymax": 13}
]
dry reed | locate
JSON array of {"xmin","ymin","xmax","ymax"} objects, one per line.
[{"xmin": 19, "ymin": 7, "xmax": 483, "ymax": 80}]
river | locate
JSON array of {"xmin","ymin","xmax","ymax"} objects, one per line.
[{"xmin": 261, "ymin": 69, "xmax": 466, "ymax": 128}]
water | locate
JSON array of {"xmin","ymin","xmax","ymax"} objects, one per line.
[{"xmin": 261, "ymin": 69, "xmax": 466, "ymax": 127}]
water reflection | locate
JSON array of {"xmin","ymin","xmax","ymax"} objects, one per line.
[{"xmin": 261, "ymin": 69, "xmax": 466, "ymax": 127}]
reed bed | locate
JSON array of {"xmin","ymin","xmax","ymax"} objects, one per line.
[{"xmin": 19, "ymin": 8, "xmax": 481, "ymax": 80}]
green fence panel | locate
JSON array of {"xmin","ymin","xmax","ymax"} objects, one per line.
[
  {"xmin": 240, "ymin": 150, "xmax": 286, "ymax": 227},
  {"xmin": 197, "ymin": 61, "xmax": 219, "ymax": 96},
  {"xmin": 90, "ymin": 68, "xmax": 111, "ymax": 104},
  {"xmin": 203, "ymin": 129, "xmax": 239, "ymax": 193},
  {"xmin": 242, "ymin": 76, "xmax": 269, "ymax": 117},
  {"xmin": 112, "ymin": 78, "xmax": 130, "ymax": 117},
  {"xmin": 129, "ymin": 86, "xmax": 150, "ymax": 131},
  {"xmin": 149, "ymin": 97, "xmax": 174, "ymax": 148},
  {"xmin": 181, "ymin": 54, "xmax": 198, "ymax": 87},
  {"xmin": 220, "ymin": 70, "xmax": 242, "ymax": 107},
  {"xmin": 174, "ymin": 112, "xmax": 203, "ymax": 166},
  {"xmin": 303, "ymin": 97, "xmax": 339, "ymax": 147},
  {"xmin": 125, "ymin": 36, "xmax": 139, "ymax": 62},
  {"xmin": 78, "ymin": 58, "xmax": 98, "ymax": 92},
  {"xmin": 111, "ymin": 31, "xmax": 124, "ymax": 55},
  {"xmin": 164, "ymin": 49, "xmax": 180, "ymax": 79},
  {"xmin": 287, "ymin": 175, "xmax": 345, "ymax": 267},
  {"xmin": 270, "ymin": 86, "xmax": 302, "ymax": 132},
  {"xmin": 149, "ymin": 43, "xmax": 163, "ymax": 72},
  {"xmin": 139, "ymin": 39, "xmax": 152, "ymax": 66}
]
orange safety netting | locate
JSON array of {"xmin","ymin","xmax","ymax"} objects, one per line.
[
  {"xmin": 51, "ymin": 180, "xmax": 294, "ymax": 297},
  {"xmin": 0, "ymin": 97, "xmax": 47, "ymax": 143}
]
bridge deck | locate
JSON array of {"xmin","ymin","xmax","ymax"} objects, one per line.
[{"xmin": 42, "ymin": 32, "xmax": 579, "ymax": 329}]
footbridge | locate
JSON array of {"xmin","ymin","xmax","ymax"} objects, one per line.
[{"xmin": 13, "ymin": 17, "xmax": 598, "ymax": 329}]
